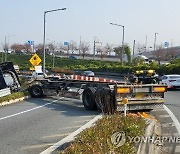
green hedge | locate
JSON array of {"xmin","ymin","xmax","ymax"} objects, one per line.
[{"xmin": 1, "ymin": 53, "xmax": 180, "ymax": 75}]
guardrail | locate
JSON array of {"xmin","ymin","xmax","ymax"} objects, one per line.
[{"xmin": 0, "ymin": 88, "xmax": 11, "ymax": 97}]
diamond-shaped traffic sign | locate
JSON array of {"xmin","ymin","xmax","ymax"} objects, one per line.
[{"xmin": 29, "ymin": 53, "xmax": 42, "ymax": 66}]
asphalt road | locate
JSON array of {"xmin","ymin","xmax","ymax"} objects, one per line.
[
  {"xmin": 164, "ymin": 89, "xmax": 180, "ymax": 122},
  {"xmin": 0, "ymin": 97, "xmax": 98, "ymax": 154},
  {"xmin": 149, "ymin": 90, "xmax": 180, "ymax": 153},
  {"xmin": 0, "ymin": 90, "xmax": 179, "ymax": 154}
]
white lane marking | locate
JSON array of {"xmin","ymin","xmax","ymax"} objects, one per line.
[
  {"xmin": 21, "ymin": 143, "xmax": 55, "ymax": 150},
  {"xmin": 0, "ymin": 98, "xmax": 63, "ymax": 121},
  {"xmin": 42, "ymin": 133, "xmax": 70, "ymax": 139},
  {"xmin": 164, "ymin": 105, "xmax": 180, "ymax": 135},
  {"xmin": 40, "ymin": 114, "xmax": 102, "ymax": 154}
]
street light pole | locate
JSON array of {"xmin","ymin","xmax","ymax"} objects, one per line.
[
  {"xmin": 110, "ymin": 23, "xmax": 125, "ymax": 65},
  {"xmin": 122, "ymin": 25, "xmax": 125, "ymax": 65},
  {"xmin": 43, "ymin": 8, "xmax": 66, "ymax": 74},
  {"xmin": 154, "ymin": 32, "xmax": 158, "ymax": 51}
]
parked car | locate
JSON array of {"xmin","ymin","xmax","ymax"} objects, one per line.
[
  {"xmin": 160, "ymin": 74, "xmax": 180, "ymax": 89},
  {"xmin": 81, "ymin": 71, "xmax": 95, "ymax": 77},
  {"xmin": 69, "ymin": 55, "xmax": 77, "ymax": 60}
]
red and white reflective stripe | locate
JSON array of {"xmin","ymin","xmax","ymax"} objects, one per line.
[
  {"xmin": 70, "ymin": 75, "xmax": 117, "ymax": 83},
  {"xmin": 167, "ymin": 85, "xmax": 173, "ymax": 89},
  {"xmin": 88, "ymin": 77, "xmax": 93, "ymax": 81}
]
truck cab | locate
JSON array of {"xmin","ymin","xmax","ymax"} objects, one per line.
[{"xmin": 32, "ymin": 66, "xmax": 44, "ymax": 79}]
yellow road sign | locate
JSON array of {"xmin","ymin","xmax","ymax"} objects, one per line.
[{"xmin": 29, "ymin": 53, "xmax": 42, "ymax": 66}]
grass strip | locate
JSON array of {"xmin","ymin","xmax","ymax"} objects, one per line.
[
  {"xmin": 60, "ymin": 113, "xmax": 146, "ymax": 154},
  {"xmin": 0, "ymin": 91, "xmax": 28, "ymax": 104}
]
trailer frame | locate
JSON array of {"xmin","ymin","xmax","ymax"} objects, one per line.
[{"xmin": 28, "ymin": 76, "xmax": 167, "ymax": 114}]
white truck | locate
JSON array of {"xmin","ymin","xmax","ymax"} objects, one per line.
[
  {"xmin": 0, "ymin": 62, "xmax": 21, "ymax": 97},
  {"xmin": 32, "ymin": 66, "xmax": 44, "ymax": 80}
]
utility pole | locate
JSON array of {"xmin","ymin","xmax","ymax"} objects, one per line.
[
  {"xmin": 93, "ymin": 37, "xmax": 102, "ymax": 60},
  {"xmin": 1, "ymin": 43, "xmax": 3, "ymax": 63},
  {"xmin": 154, "ymin": 32, "xmax": 158, "ymax": 51},
  {"xmin": 52, "ymin": 41, "xmax": 55, "ymax": 68},
  {"xmin": 133, "ymin": 40, "xmax": 136, "ymax": 59},
  {"xmin": 93, "ymin": 37, "xmax": 97, "ymax": 60},
  {"xmin": 145, "ymin": 35, "xmax": 147, "ymax": 52},
  {"xmin": 4, "ymin": 36, "xmax": 7, "ymax": 62},
  {"xmin": 79, "ymin": 36, "xmax": 81, "ymax": 55}
]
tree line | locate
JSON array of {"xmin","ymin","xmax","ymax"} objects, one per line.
[{"xmin": 7, "ymin": 41, "xmax": 132, "ymax": 63}]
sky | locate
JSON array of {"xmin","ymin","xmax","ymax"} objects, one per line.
[{"xmin": 1, "ymin": 0, "xmax": 180, "ymax": 54}]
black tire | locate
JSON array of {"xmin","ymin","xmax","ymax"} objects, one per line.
[
  {"xmin": 82, "ymin": 87, "xmax": 97, "ymax": 110},
  {"xmin": 96, "ymin": 88, "xmax": 115, "ymax": 114},
  {"xmin": 96, "ymin": 89, "xmax": 106, "ymax": 112},
  {"xmin": 29, "ymin": 85, "xmax": 43, "ymax": 98}
]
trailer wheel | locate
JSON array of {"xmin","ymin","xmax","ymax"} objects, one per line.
[
  {"xmin": 29, "ymin": 85, "xmax": 43, "ymax": 98},
  {"xmin": 82, "ymin": 87, "xmax": 97, "ymax": 110},
  {"xmin": 96, "ymin": 88, "xmax": 115, "ymax": 114}
]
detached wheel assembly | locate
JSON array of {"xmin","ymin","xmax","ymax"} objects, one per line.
[
  {"xmin": 82, "ymin": 87, "xmax": 97, "ymax": 110},
  {"xmin": 96, "ymin": 88, "xmax": 115, "ymax": 114},
  {"xmin": 29, "ymin": 85, "xmax": 43, "ymax": 98}
]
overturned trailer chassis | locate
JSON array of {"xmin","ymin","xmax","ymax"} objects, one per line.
[{"xmin": 29, "ymin": 77, "xmax": 167, "ymax": 114}]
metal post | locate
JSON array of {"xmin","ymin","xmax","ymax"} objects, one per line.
[
  {"xmin": 93, "ymin": 38, "xmax": 96, "ymax": 60},
  {"xmin": 133, "ymin": 40, "xmax": 135, "ymax": 59},
  {"xmin": 43, "ymin": 12, "xmax": 46, "ymax": 74},
  {"xmin": 43, "ymin": 8, "xmax": 66, "ymax": 74},
  {"xmin": 110, "ymin": 23, "xmax": 125, "ymax": 65},
  {"xmin": 1, "ymin": 45, "xmax": 3, "ymax": 63},
  {"xmin": 145, "ymin": 35, "xmax": 147, "ymax": 52},
  {"xmin": 154, "ymin": 32, "xmax": 158, "ymax": 51},
  {"xmin": 4, "ymin": 36, "xmax": 7, "ymax": 62},
  {"xmin": 121, "ymin": 26, "xmax": 124, "ymax": 65},
  {"xmin": 79, "ymin": 36, "xmax": 81, "ymax": 55},
  {"xmin": 52, "ymin": 41, "xmax": 55, "ymax": 68}
]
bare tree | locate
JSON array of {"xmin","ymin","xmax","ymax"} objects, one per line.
[
  {"xmin": 113, "ymin": 46, "xmax": 123, "ymax": 61},
  {"xmin": 35, "ymin": 44, "xmax": 44, "ymax": 54},
  {"xmin": 69, "ymin": 40, "xmax": 77, "ymax": 54},
  {"xmin": 80, "ymin": 42, "xmax": 90, "ymax": 59},
  {"xmin": 167, "ymin": 49, "xmax": 178, "ymax": 60},
  {"xmin": 47, "ymin": 43, "xmax": 56, "ymax": 54},
  {"xmin": 152, "ymin": 48, "xmax": 166, "ymax": 65},
  {"xmin": 23, "ymin": 43, "xmax": 31, "ymax": 53},
  {"xmin": 56, "ymin": 42, "xmax": 64, "ymax": 54},
  {"xmin": 11, "ymin": 44, "xmax": 24, "ymax": 53},
  {"xmin": 96, "ymin": 46, "xmax": 108, "ymax": 60},
  {"xmin": 104, "ymin": 43, "xmax": 113, "ymax": 56}
]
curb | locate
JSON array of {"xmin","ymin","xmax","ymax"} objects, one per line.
[
  {"xmin": 137, "ymin": 119, "xmax": 161, "ymax": 154},
  {"xmin": 40, "ymin": 114, "xmax": 103, "ymax": 154},
  {"xmin": 0, "ymin": 95, "xmax": 30, "ymax": 107}
]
